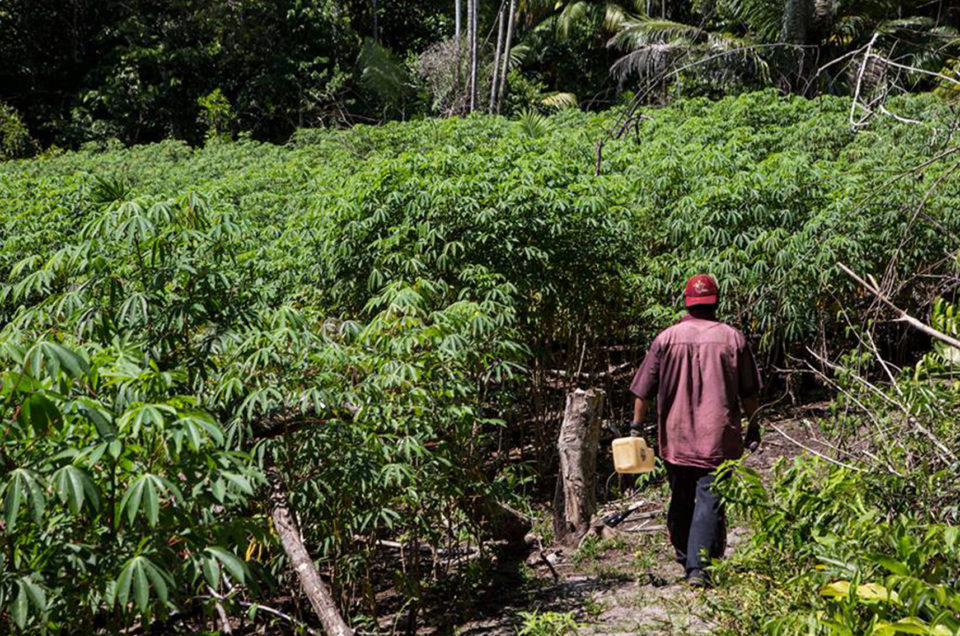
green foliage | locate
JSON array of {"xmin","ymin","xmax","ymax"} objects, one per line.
[
  {"xmin": 197, "ymin": 89, "xmax": 236, "ymax": 142},
  {"xmin": 517, "ymin": 609, "xmax": 581, "ymax": 635},
  {"xmin": 0, "ymin": 335, "xmax": 261, "ymax": 630},
  {"xmin": 713, "ymin": 305, "xmax": 960, "ymax": 634},
  {"xmin": 502, "ymin": 70, "xmax": 552, "ymax": 116},
  {"xmin": 0, "ymin": 102, "xmax": 34, "ymax": 159},
  {"xmin": 715, "ymin": 457, "xmax": 960, "ymax": 635},
  {"xmin": 1, "ymin": 92, "xmax": 959, "ymax": 629},
  {"xmin": 3, "ymin": 0, "xmax": 960, "ymax": 149},
  {"xmin": 573, "ymin": 534, "xmax": 628, "ymax": 566},
  {"xmin": 359, "ymin": 38, "xmax": 416, "ymax": 115},
  {"xmin": 517, "ymin": 107, "xmax": 553, "ymax": 137},
  {"xmin": 1, "ymin": 0, "xmax": 355, "ymax": 146}
]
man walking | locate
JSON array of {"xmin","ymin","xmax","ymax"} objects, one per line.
[{"xmin": 629, "ymin": 274, "xmax": 761, "ymax": 587}]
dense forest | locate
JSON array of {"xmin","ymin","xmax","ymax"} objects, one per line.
[
  {"xmin": 3, "ymin": 0, "xmax": 960, "ymax": 151},
  {"xmin": 2, "ymin": 1, "xmax": 960, "ymax": 635}
]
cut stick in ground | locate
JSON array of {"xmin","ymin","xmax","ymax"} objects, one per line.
[
  {"xmin": 554, "ymin": 388, "xmax": 605, "ymax": 545},
  {"xmin": 268, "ymin": 467, "xmax": 354, "ymax": 636}
]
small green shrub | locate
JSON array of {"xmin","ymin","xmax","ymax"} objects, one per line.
[
  {"xmin": 197, "ymin": 89, "xmax": 235, "ymax": 142},
  {"xmin": 713, "ymin": 313, "xmax": 960, "ymax": 635},
  {"xmin": 0, "ymin": 102, "xmax": 34, "ymax": 159},
  {"xmin": 517, "ymin": 609, "xmax": 580, "ymax": 635}
]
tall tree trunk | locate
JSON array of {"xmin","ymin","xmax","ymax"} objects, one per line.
[
  {"xmin": 496, "ymin": 0, "xmax": 516, "ymax": 114},
  {"xmin": 782, "ymin": 0, "xmax": 815, "ymax": 92},
  {"xmin": 469, "ymin": 0, "xmax": 478, "ymax": 112},
  {"xmin": 782, "ymin": 0, "xmax": 814, "ymax": 43},
  {"xmin": 455, "ymin": 0, "xmax": 463, "ymax": 113},
  {"xmin": 488, "ymin": 4, "xmax": 505, "ymax": 113},
  {"xmin": 466, "ymin": 0, "xmax": 472, "ymax": 112},
  {"xmin": 371, "ymin": 0, "xmax": 379, "ymax": 42},
  {"xmin": 269, "ymin": 468, "xmax": 354, "ymax": 636}
]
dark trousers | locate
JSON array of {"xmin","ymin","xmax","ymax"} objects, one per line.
[{"xmin": 665, "ymin": 462, "xmax": 727, "ymax": 574}]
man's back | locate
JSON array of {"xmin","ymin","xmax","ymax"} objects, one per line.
[{"xmin": 630, "ymin": 315, "xmax": 760, "ymax": 468}]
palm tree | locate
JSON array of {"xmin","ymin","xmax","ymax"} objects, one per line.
[
  {"xmin": 456, "ymin": 0, "xmax": 463, "ymax": 101},
  {"xmin": 496, "ymin": 0, "xmax": 517, "ymax": 112},
  {"xmin": 608, "ymin": 0, "xmax": 960, "ymax": 98},
  {"xmin": 608, "ymin": 18, "xmax": 768, "ymax": 92},
  {"xmin": 506, "ymin": 0, "xmax": 644, "ymax": 107},
  {"xmin": 517, "ymin": 0, "xmax": 642, "ymax": 44},
  {"xmin": 469, "ymin": 0, "xmax": 479, "ymax": 111}
]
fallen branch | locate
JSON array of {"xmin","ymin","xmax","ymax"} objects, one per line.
[
  {"xmin": 268, "ymin": 466, "xmax": 354, "ymax": 636},
  {"xmin": 198, "ymin": 595, "xmax": 322, "ymax": 636},
  {"xmin": 256, "ymin": 407, "xmax": 528, "ymax": 548},
  {"xmin": 810, "ymin": 351, "xmax": 958, "ymax": 463},
  {"xmin": 207, "ymin": 586, "xmax": 233, "ymax": 634},
  {"xmin": 622, "ymin": 522, "xmax": 664, "ymax": 533},
  {"xmin": 193, "ymin": 586, "xmax": 320, "ymax": 636},
  {"xmin": 768, "ymin": 422, "xmax": 863, "ymax": 472},
  {"xmin": 535, "ymin": 535, "xmax": 561, "ymax": 582},
  {"xmin": 837, "ymin": 263, "xmax": 960, "ymax": 351},
  {"xmin": 251, "ymin": 404, "xmax": 359, "ymax": 440},
  {"xmin": 240, "ymin": 601, "xmax": 322, "ymax": 636}
]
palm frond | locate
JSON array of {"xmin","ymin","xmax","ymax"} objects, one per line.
[
  {"xmin": 541, "ymin": 92, "xmax": 580, "ymax": 109},
  {"xmin": 705, "ymin": 33, "xmax": 771, "ymax": 83},
  {"xmin": 610, "ymin": 42, "xmax": 689, "ymax": 81},
  {"xmin": 719, "ymin": 0, "xmax": 783, "ymax": 42},
  {"xmin": 829, "ymin": 15, "xmax": 868, "ymax": 47},
  {"xmin": 557, "ymin": 1, "xmax": 592, "ymax": 38},
  {"xmin": 516, "ymin": 108, "xmax": 552, "ymax": 137},
  {"xmin": 549, "ymin": 1, "xmax": 643, "ymax": 38},
  {"xmin": 509, "ymin": 42, "xmax": 535, "ymax": 66},
  {"xmin": 603, "ymin": 3, "xmax": 633, "ymax": 34},
  {"xmin": 608, "ymin": 18, "xmax": 705, "ymax": 51},
  {"xmin": 359, "ymin": 38, "xmax": 411, "ymax": 105}
]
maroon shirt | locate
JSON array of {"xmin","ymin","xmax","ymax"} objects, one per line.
[{"xmin": 630, "ymin": 315, "xmax": 761, "ymax": 468}]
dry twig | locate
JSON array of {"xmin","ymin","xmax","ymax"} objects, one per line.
[
  {"xmin": 837, "ymin": 262, "xmax": 960, "ymax": 351},
  {"xmin": 768, "ymin": 422, "xmax": 864, "ymax": 472}
]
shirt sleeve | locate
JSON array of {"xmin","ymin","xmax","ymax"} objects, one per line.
[
  {"xmin": 737, "ymin": 340, "xmax": 762, "ymax": 399},
  {"xmin": 630, "ymin": 338, "xmax": 661, "ymax": 400}
]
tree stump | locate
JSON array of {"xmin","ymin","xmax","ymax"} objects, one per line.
[{"xmin": 553, "ymin": 388, "xmax": 605, "ymax": 545}]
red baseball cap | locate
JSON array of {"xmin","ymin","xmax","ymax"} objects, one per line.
[{"xmin": 684, "ymin": 274, "xmax": 718, "ymax": 307}]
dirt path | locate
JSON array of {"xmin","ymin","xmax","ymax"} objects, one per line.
[{"xmin": 453, "ymin": 417, "xmax": 816, "ymax": 635}]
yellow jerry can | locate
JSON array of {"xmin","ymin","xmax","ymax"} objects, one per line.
[{"xmin": 611, "ymin": 437, "xmax": 655, "ymax": 473}]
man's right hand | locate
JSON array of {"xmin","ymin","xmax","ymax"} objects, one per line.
[
  {"xmin": 745, "ymin": 424, "xmax": 761, "ymax": 452},
  {"xmin": 741, "ymin": 395, "xmax": 761, "ymax": 451}
]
